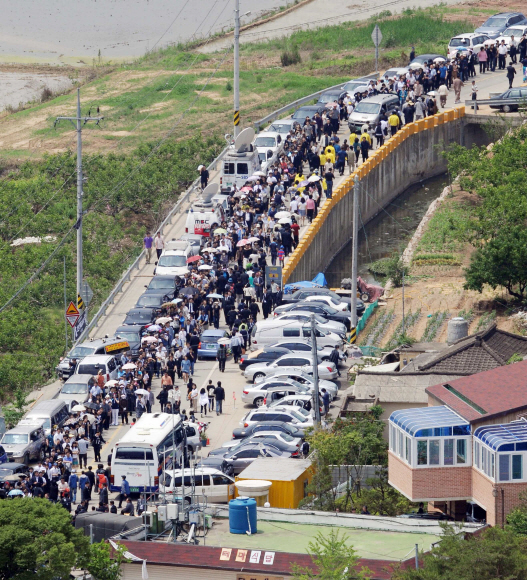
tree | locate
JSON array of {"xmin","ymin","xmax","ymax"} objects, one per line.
[
  {"xmin": 358, "ymin": 467, "xmax": 413, "ymax": 516},
  {"xmin": 87, "ymin": 541, "xmax": 130, "ymax": 580},
  {"xmin": 391, "ymin": 524, "xmax": 527, "ymax": 580},
  {"xmin": 2, "ymin": 388, "xmax": 34, "ymax": 428},
  {"xmin": 291, "ymin": 529, "xmax": 370, "ymax": 580},
  {"xmin": 0, "ymin": 498, "xmax": 90, "ymax": 580},
  {"xmin": 507, "ymin": 490, "xmax": 527, "ymax": 536}
]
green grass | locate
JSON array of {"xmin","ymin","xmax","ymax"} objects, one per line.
[
  {"xmin": 415, "ymin": 201, "xmax": 467, "ymax": 254},
  {"xmin": 413, "ymin": 252, "xmax": 461, "ymax": 266}
]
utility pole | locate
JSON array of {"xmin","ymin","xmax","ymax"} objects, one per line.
[
  {"xmin": 54, "ymin": 88, "xmax": 103, "ymax": 313},
  {"xmin": 311, "ymin": 314, "xmax": 321, "ymax": 426},
  {"xmin": 402, "ymin": 266, "xmax": 406, "ymax": 336},
  {"xmin": 63, "ymin": 256, "xmax": 68, "ymax": 352},
  {"xmin": 233, "ymin": 0, "xmax": 240, "ymax": 138},
  {"xmin": 351, "ymin": 176, "xmax": 359, "ymax": 330}
]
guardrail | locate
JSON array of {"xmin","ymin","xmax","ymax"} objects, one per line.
[
  {"xmin": 253, "ymin": 74, "xmax": 378, "ymax": 132},
  {"xmin": 281, "ymin": 106, "xmax": 467, "ymax": 285},
  {"xmin": 73, "ymin": 143, "xmax": 230, "ymax": 346}
]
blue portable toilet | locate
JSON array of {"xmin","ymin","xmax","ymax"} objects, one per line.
[{"xmin": 229, "ymin": 497, "xmax": 257, "ymax": 534}]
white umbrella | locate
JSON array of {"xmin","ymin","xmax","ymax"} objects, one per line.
[
  {"xmin": 409, "ymin": 62, "xmax": 424, "ymax": 70},
  {"xmin": 84, "ymin": 414, "xmax": 97, "ymax": 423},
  {"xmin": 171, "ymin": 298, "xmax": 183, "ymax": 304},
  {"xmin": 274, "ymin": 211, "xmax": 291, "ymax": 219},
  {"xmin": 104, "ymin": 379, "xmax": 119, "ymax": 387},
  {"xmin": 122, "ymin": 363, "xmax": 137, "ymax": 370},
  {"xmin": 202, "ymin": 247, "xmax": 218, "ymax": 253},
  {"xmin": 135, "ymin": 388, "xmax": 149, "ymax": 396},
  {"xmin": 246, "ymin": 176, "xmax": 259, "ymax": 182},
  {"xmin": 72, "ymin": 404, "xmax": 86, "ymax": 412},
  {"xmin": 147, "ymin": 324, "xmax": 162, "ymax": 332},
  {"xmin": 247, "ymin": 236, "xmax": 260, "ymax": 243},
  {"xmin": 278, "ymin": 217, "xmax": 291, "ymax": 224},
  {"xmin": 197, "ymin": 165, "xmax": 204, "ymax": 171},
  {"xmin": 156, "ymin": 316, "xmax": 172, "ymax": 325},
  {"xmin": 308, "ymin": 175, "xmax": 320, "ymax": 182},
  {"xmin": 217, "ymin": 338, "xmax": 231, "ymax": 345},
  {"xmin": 433, "ymin": 57, "xmax": 446, "ymax": 63},
  {"xmin": 199, "ymin": 264, "xmax": 213, "ymax": 270},
  {"xmin": 142, "ymin": 336, "xmax": 158, "ymax": 343},
  {"xmin": 254, "ymin": 170, "xmax": 266, "ymax": 177}
]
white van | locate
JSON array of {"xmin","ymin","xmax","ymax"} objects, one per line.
[
  {"xmin": 76, "ymin": 355, "xmax": 120, "ymax": 383},
  {"xmin": 159, "ymin": 467, "xmax": 235, "ymax": 503},
  {"xmin": 250, "ymin": 319, "xmax": 343, "ymax": 350},
  {"xmin": 185, "ymin": 200, "xmax": 225, "ymax": 236},
  {"xmin": 155, "ymin": 250, "xmax": 191, "ymax": 277},
  {"xmin": 25, "ymin": 400, "xmax": 69, "ymax": 436}
]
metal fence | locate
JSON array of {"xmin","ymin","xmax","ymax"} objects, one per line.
[{"xmin": 73, "ymin": 144, "xmax": 230, "ymax": 346}]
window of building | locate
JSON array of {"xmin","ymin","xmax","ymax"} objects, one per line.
[
  {"xmin": 474, "ymin": 441, "xmax": 480, "ymax": 468},
  {"xmin": 398, "ymin": 430, "xmax": 404, "ymax": 457},
  {"xmin": 444, "ymin": 439, "xmax": 454, "ymax": 466},
  {"xmin": 457, "ymin": 439, "xmax": 467, "ymax": 464},
  {"xmin": 417, "ymin": 440, "xmax": 427, "ymax": 465},
  {"xmin": 390, "ymin": 425, "xmax": 395, "ymax": 451},
  {"xmin": 429, "ymin": 440, "xmax": 440, "ymax": 465},
  {"xmin": 512, "ymin": 455, "xmax": 523, "ymax": 480},
  {"xmin": 499, "ymin": 454, "xmax": 510, "ymax": 481},
  {"xmin": 406, "ymin": 436, "xmax": 411, "ymax": 463},
  {"xmin": 491, "ymin": 453, "xmax": 495, "ymax": 478}
]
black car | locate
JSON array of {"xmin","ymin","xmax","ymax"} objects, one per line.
[
  {"xmin": 291, "ymin": 105, "xmax": 325, "ymax": 123},
  {"xmin": 114, "ymin": 324, "xmax": 147, "ymax": 359},
  {"xmin": 0, "ymin": 462, "xmax": 27, "ymax": 480},
  {"xmin": 208, "ymin": 436, "xmax": 298, "ymax": 457},
  {"xmin": 317, "ymin": 89, "xmax": 347, "ymax": 107},
  {"xmin": 195, "ymin": 457, "xmax": 234, "ymax": 477},
  {"xmin": 135, "ymin": 291, "xmax": 167, "ymax": 310},
  {"xmin": 123, "ymin": 307, "xmax": 157, "ymax": 326},
  {"xmin": 488, "ymin": 88, "xmax": 527, "ymax": 112},
  {"xmin": 232, "ymin": 420, "xmax": 305, "ymax": 440},
  {"xmin": 238, "ymin": 346, "xmax": 290, "ymax": 371},
  {"xmin": 274, "ymin": 301, "xmax": 353, "ymax": 330},
  {"xmin": 145, "ymin": 275, "xmax": 178, "ymax": 300}
]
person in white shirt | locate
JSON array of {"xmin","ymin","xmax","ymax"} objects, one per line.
[{"xmin": 154, "ymin": 232, "xmax": 164, "ymax": 259}]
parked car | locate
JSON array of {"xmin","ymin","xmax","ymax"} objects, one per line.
[
  {"xmin": 273, "ymin": 301, "xmax": 353, "ymax": 331},
  {"xmin": 267, "ymin": 119, "xmax": 297, "ymax": 134},
  {"xmin": 220, "ymin": 430, "xmax": 302, "ymax": 449},
  {"xmin": 268, "ymin": 339, "xmax": 338, "ymax": 362},
  {"xmin": 57, "ymin": 374, "xmax": 96, "ymax": 407},
  {"xmin": 244, "ymin": 353, "xmax": 337, "ymax": 383},
  {"xmin": 409, "ymin": 53, "xmax": 446, "ymax": 66},
  {"xmin": 240, "ymin": 408, "xmax": 315, "ymax": 429},
  {"xmin": 259, "ymin": 371, "xmax": 338, "ymax": 399},
  {"xmin": 474, "ymin": 12, "xmax": 527, "ymax": 39},
  {"xmin": 123, "ymin": 307, "xmax": 158, "ymax": 326},
  {"xmin": 197, "ymin": 329, "xmax": 231, "ymax": 360},
  {"xmin": 214, "ymin": 443, "xmax": 290, "ymax": 475},
  {"xmin": 253, "ymin": 131, "xmax": 283, "ymax": 169},
  {"xmin": 145, "ymin": 275, "xmax": 178, "ymax": 300},
  {"xmin": 209, "ymin": 435, "xmax": 298, "ymax": 457},
  {"xmin": 281, "ymin": 287, "xmax": 354, "ymax": 307},
  {"xmin": 1, "ymin": 421, "xmax": 46, "ymax": 464},
  {"xmin": 487, "ymin": 87, "xmax": 527, "ymax": 112},
  {"xmin": 76, "ymin": 354, "xmax": 121, "ymax": 382},
  {"xmin": 231, "ymin": 420, "xmax": 306, "ymax": 440},
  {"xmin": 179, "ymin": 233, "xmax": 204, "ymax": 254},
  {"xmin": 341, "ymin": 77, "xmax": 376, "ymax": 94},
  {"xmin": 242, "ymin": 379, "xmax": 313, "ymax": 407},
  {"xmin": 291, "ymin": 105, "xmax": 325, "ymax": 123},
  {"xmin": 250, "ymin": 319, "xmax": 344, "ymax": 350},
  {"xmin": 135, "ymin": 291, "xmax": 167, "ymax": 311},
  {"xmin": 274, "ymin": 312, "xmax": 347, "ymax": 336},
  {"xmin": 25, "ymin": 400, "xmax": 70, "ymax": 436},
  {"xmin": 0, "ymin": 462, "xmax": 27, "ymax": 480},
  {"xmin": 238, "ymin": 346, "xmax": 291, "ymax": 371},
  {"xmin": 494, "ymin": 25, "xmax": 527, "ymax": 48},
  {"xmin": 447, "ymin": 33, "xmax": 490, "ymax": 59},
  {"xmin": 317, "ymin": 88, "xmax": 347, "ymax": 108},
  {"xmin": 159, "ymin": 467, "xmax": 235, "ymax": 503},
  {"xmin": 114, "ymin": 324, "xmax": 147, "ymax": 359},
  {"xmin": 382, "ymin": 67, "xmax": 409, "ymax": 82},
  {"xmin": 266, "ymin": 393, "xmax": 318, "ymax": 414},
  {"xmin": 154, "ymin": 250, "xmax": 191, "ymax": 277}
]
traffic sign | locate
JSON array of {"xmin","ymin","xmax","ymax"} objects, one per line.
[
  {"xmin": 73, "ymin": 310, "xmax": 87, "ymax": 341},
  {"xmin": 66, "ymin": 301, "xmax": 80, "ymax": 328},
  {"xmin": 371, "ymin": 24, "xmax": 382, "ymax": 47},
  {"xmin": 80, "ymin": 282, "xmax": 93, "ymax": 306}
]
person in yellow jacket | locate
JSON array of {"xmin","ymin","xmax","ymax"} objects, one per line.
[
  {"xmin": 324, "ymin": 145, "xmax": 336, "ymax": 164},
  {"xmin": 360, "ymin": 131, "xmax": 371, "ymax": 146},
  {"xmin": 294, "ymin": 172, "xmax": 306, "ymax": 194},
  {"xmin": 349, "ymin": 131, "xmax": 358, "ymax": 145},
  {"xmin": 388, "ymin": 110, "xmax": 401, "ymax": 136},
  {"xmin": 319, "ymin": 150, "xmax": 326, "ymax": 168}
]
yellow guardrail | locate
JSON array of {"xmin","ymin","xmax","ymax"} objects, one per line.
[{"xmin": 282, "ymin": 106, "xmax": 466, "ymax": 283}]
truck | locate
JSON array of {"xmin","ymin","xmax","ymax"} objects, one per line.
[{"xmin": 219, "ymin": 127, "xmax": 261, "ymax": 193}]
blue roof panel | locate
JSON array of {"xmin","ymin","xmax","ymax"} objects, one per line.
[
  {"xmin": 390, "ymin": 406, "xmax": 470, "ymax": 436},
  {"xmin": 475, "ymin": 421, "xmax": 527, "ymax": 451}
]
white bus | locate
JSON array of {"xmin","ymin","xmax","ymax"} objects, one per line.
[{"xmin": 110, "ymin": 412, "xmax": 185, "ymax": 493}]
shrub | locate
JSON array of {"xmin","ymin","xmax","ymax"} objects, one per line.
[{"xmin": 280, "ymin": 46, "xmax": 301, "ymax": 66}]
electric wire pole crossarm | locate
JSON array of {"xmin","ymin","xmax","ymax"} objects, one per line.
[{"xmin": 53, "ymin": 88, "xmax": 103, "ymax": 311}]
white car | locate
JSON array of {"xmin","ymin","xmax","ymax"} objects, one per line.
[
  {"xmin": 275, "ymin": 312, "xmax": 347, "ymax": 336},
  {"xmin": 253, "ymin": 131, "xmax": 283, "ymax": 169},
  {"xmin": 257, "ymin": 370, "xmax": 338, "ymax": 399},
  {"xmin": 447, "ymin": 33, "xmax": 490, "ymax": 59},
  {"xmin": 382, "ymin": 67, "xmax": 409, "ymax": 82},
  {"xmin": 266, "ymin": 394, "xmax": 318, "ymax": 414},
  {"xmin": 220, "ymin": 431, "xmax": 302, "ymax": 449},
  {"xmin": 243, "ymin": 353, "xmax": 338, "ymax": 383},
  {"xmin": 303, "ymin": 294, "xmax": 349, "ymax": 312},
  {"xmin": 494, "ymin": 25, "xmax": 527, "ymax": 48},
  {"xmin": 242, "ymin": 379, "xmax": 313, "ymax": 407},
  {"xmin": 269, "ymin": 339, "xmax": 337, "ymax": 361},
  {"xmin": 240, "ymin": 407, "xmax": 315, "ymax": 429},
  {"xmin": 154, "ymin": 250, "xmax": 189, "ymax": 276}
]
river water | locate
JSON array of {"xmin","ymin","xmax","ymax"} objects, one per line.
[
  {"xmin": 0, "ymin": 0, "xmax": 291, "ymax": 64},
  {"xmin": 324, "ymin": 174, "xmax": 448, "ymax": 287}
]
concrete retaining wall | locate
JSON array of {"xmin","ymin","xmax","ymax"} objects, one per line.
[{"xmin": 283, "ymin": 108, "xmax": 489, "ymax": 283}]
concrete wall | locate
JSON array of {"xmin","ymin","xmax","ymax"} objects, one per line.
[{"xmin": 283, "ymin": 108, "xmax": 492, "ymax": 283}]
